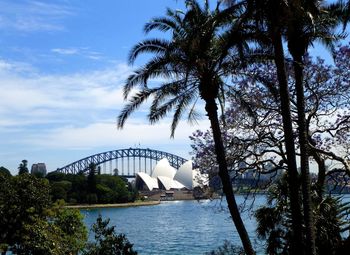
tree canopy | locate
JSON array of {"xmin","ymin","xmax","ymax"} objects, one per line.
[{"xmin": 0, "ymin": 173, "xmax": 87, "ymax": 254}]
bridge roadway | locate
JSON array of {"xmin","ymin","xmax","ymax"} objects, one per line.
[{"xmin": 56, "ymin": 148, "xmax": 188, "ymax": 177}]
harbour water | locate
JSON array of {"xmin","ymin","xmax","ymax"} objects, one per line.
[{"xmin": 81, "ymin": 196, "xmax": 266, "ymax": 255}]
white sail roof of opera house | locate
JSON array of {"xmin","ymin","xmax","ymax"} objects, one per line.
[
  {"xmin": 151, "ymin": 158, "xmax": 177, "ymax": 179},
  {"xmin": 135, "ymin": 158, "xmax": 207, "ymax": 191},
  {"xmin": 173, "ymin": 160, "xmax": 208, "ymax": 189},
  {"xmin": 174, "ymin": 160, "xmax": 194, "ymax": 189},
  {"xmin": 158, "ymin": 176, "xmax": 185, "ymax": 190},
  {"xmin": 135, "ymin": 172, "xmax": 159, "ymax": 191}
]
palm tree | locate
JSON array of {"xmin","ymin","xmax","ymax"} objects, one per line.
[
  {"xmin": 285, "ymin": 2, "xmax": 349, "ymax": 253},
  {"xmin": 117, "ymin": 1, "xmax": 255, "ymax": 254},
  {"xmin": 229, "ymin": 1, "xmax": 348, "ymax": 253},
  {"xmin": 225, "ymin": 1, "xmax": 350, "ymax": 254},
  {"xmin": 255, "ymin": 173, "xmax": 350, "ymax": 255},
  {"xmin": 285, "ymin": 2, "xmax": 320, "ymax": 253},
  {"xmin": 238, "ymin": 1, "xmax": 305, "ymax": 253}
]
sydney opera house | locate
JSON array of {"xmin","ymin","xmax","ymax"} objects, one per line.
[{"xmin": 135, "ymin": 158, "xmax": 206, "ymax": 191}]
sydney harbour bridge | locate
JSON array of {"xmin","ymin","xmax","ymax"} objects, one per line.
[{"xmin": 56, "ymin": 148, "xmax": 188, "ymax": 178}]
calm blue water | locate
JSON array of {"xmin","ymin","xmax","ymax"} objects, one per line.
[{"xmin": 81, "ymin": 196, "xmax": 266, "ymax": 255}]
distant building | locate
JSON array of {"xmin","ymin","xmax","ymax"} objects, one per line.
[
  {"xmin": 31, "ymin": 163, "xmax": 47, "ymax": 176},
  {"xmin": 135, "ymin": 158, "xmax": 207, "ymax": 191}
]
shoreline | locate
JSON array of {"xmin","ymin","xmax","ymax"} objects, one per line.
[{"xmin": 65, "ymin": 200, "xmax": 160, "ymax": 209}]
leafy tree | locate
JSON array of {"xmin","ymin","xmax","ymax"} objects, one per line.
[
  {"xmin": 96, "ymin": 184, "xmax": 115, "ymax": 203},
  {"xmin": 18, "ymin": 159, "xmax": 29, "ymax": 175},
  {"xmin": 0, "ymin": 173, "xmax": 51, "ymax": 253},
  {"xmin": 83, "ymin": 214, "xmax": 137, "ymax": 255},
  {"xmin": 255, "ymin": 174, "xmax": 350, "ymax": 255},
  {"xmin": 88, "ymin": 163, "xmax": 97, "ymax": 194},
  {"xmin": 283, "ymin": 2, "xmax": 349, "ymax": 252},
  {"xmin": 206, "ymin": 240, "xmax": 244, "ymax": 255},
  {"xmin": 117, "ymin": 1, "xmax": 255, "ymax": 253},
  {"xmin": 47, "ymin": 171, "xmax": 135, "ymax": 204},
  {"xmin": 51, "ymin": 180, "xmax": 72, "ymax": 201},
  {"xmin": 191, "ymin": 44, "xmax": 350, "ymax": 186},
  {"xmin": 17, "ymin": 203, "xmax": 87, "ymax": 255},
  {"xmin": 46, "ymin": 171, "xmax": 66, "ymax": 182},
  {"xmin": 49, "ymin": 203, "xmax": 88, "ymax": 253},
  {"xmin": 0, "ymin": 174, "xmax": 87, "ymax": 254},
  {"xmin": 242, "ymin": 1, "xmax": 305, "ymax": 252},
  {"xmin": 244, "ymin": 2, "xmax": 350, "ymax": 253},
  {"xmin": 191, "ymin": 39, "xmax": 350, "ymax": 253},
  {"xmin": 67, "ymin": 173, "xmax": 88, "ymax": 203},
  {"xmin": 0, "ymin": 172, "xmax": 12, "ymax": 254},
  {"xmin": 86, "ymin": 193, "xmax": 98, "ymax": 204},
  {"xmin": 0, "ymin": 166, "xmax": 11, "ymax": 177},
  {"xmin": 32, "ymin": 170, "xmax": 45, "ymax": 178},
  {"xmin": 97, "ymin": 175, "xmax": 131, "ymax": 202}
]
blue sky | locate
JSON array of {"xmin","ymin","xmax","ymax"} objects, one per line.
[
  {"xmin": 0, "ymin": 0, "xmax": 347, "ymax": 174},
  {"xmin": 0, "ymin": 0, "xmax": 212, "ymax": 174}
]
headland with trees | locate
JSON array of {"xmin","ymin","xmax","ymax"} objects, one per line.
[{"xmin": 0, "ymin": 163, "xmax": 138, "ymax": 254}]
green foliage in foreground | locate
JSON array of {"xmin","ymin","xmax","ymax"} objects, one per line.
[
  {"xmin": 255, "ymin": 174, "xmax": 350, "ymax": 255},
  {"xmin": 205, "ymin": 240, "xmax": 244, "ymax": 255},
  {"xmin": 0, "ymin": 173, "xmax": 87, "ymax": 254},
  {"xmin": 0, "ymin": 171, "xmax": 138, "ymax": 254},
  {"xmin": 46, "ymin": 171, "xmax": 137, "ymax": 204},
  {"xmin": 83, "ymin": 214, "xmax": 137, "ymax": 255}
]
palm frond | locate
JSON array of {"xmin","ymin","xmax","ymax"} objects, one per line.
[
  {"xmin": 230, "ymin": 88, "xmax": 257, "ymax": 123},
  {"xmin": 144, "ymin": 16, "xmax": 180, "ymax": 34},
  {"xmin": 119, "ymin": 0, "xmax": 241, "ymax": 140},
  {"xmin": 128, "ymin": 39, "xmax": 170, "ymax": 64},
  {"xmin": 326, "ymin": 0, "xmax": 350, "ymax": 30},
  {"xmin": 123, "ymin": 56, "xmax": 174, "ymax": 99},
  {"xmin": 150, "ymin": 79, "xmax": 189, "ymax": 108},
  {"xmin": 117, "ymin": 88, "xmax": 155, "ymax": 128},
  {"xmin": 170, "ymin": 90, "xmax": 194, "ymax": 137},
  {"xmin": 148, "ymin": 96, "xmax": 181, "ymax": 125},
  {"xmin": 255, "ymin": 74, "xmax": 279, "ymax": 101},
  {"xmin": 187, "ymin": 102, "xmax": 201, "ymax": 125},
  {"xmin": 148, "ymin": 83, "xmax": 198, "ymax": 136}
]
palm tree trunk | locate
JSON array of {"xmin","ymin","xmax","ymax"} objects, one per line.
[
  {"xmin": 308, "ymin": 122, "xmax": 326, "ymax": 198},
  {"xmin": 293, "ymin": 56, "xmax": 316, "ymax": 255},
  {"xmin": 271, "ymin": 29, "xmax": 304, "ymax": 254},
  {"xmin": 310, "ymin": 146, "xmax": 326, "ymax": 198},
  {"xmin": 204, "ymin": 96, "xmax": 255, "ymax": 255}
]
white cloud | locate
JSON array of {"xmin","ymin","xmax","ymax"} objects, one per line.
[
  {"xmin": 0, "ymin": 1, "xmax": 73, "ymax": 32},
  {"xmin": 51, "ymin": 47, "xmax": 104, "ymax": 60},
  {"xmin": 0, "ymin": 57, "xmax": 212, "ymax": 171},
  {"xmin": 52, "ymin": 48, "xmax": 79, "ymax": 55},
  {"xmin": 0, "ymin": 59, "xmax": 35, "ymax": 73},
  {"xmin": 0, "ymin": 58, "xmax": 209, "ymax": 139},
  {"xmin": 23, "ymin": 118, "xmax": 210, "ymax": 154},
  {"xmin": 0, "ymin": 60, "xmax": 134, "ymax": 130}
]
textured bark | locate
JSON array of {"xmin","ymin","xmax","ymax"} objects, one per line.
[
  {"xmin": 308, "ymin": 120, "xmax": 326, "ymax": 198},
  {"xmin": 293, "ymin": 55, "xmax": 316, "ymax": 255},
  {"xmin": 311, "ymin": 147, "xmax": 326, "ymax": 198},
  {"xmin": 271, "ymin": 29, "xmax": 304, "ymax": 255},
  {"xmin": 204, "ymin": 96, "xmax": 255, "ymax": 255}
]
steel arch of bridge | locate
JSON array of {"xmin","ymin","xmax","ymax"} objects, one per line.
[{"xmin": 57, "ymin": 148, "xmax": 188, "ymax": 176}]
